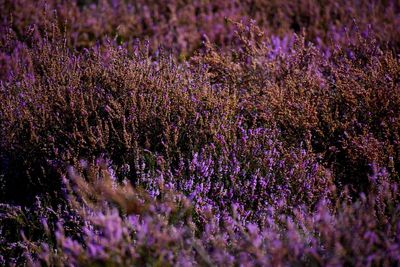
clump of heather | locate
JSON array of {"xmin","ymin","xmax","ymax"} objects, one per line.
[
  {"xmin": 1, "ymin": 0, "xmax": 400, "ymax": 266},
  {"xmin": 2, "ymin": 162, "xmax": 397, "ymax": 266},
  {"xmin": 2, "ymin": 0, "xmax": 400, "ymax": 55}
]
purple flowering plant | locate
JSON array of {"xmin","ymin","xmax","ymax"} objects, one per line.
[{"xmin": 1, "ymin": 0, "xmax": 400, "ymax": 266}]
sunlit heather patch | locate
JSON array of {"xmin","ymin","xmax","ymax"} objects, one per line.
[{"xmin": 0, "ymin": 1, "xmax": 399, "ymax": 266}]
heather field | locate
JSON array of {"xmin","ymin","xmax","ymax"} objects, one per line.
[{"xmin": 1, "ymin": 0, "xmax": 400, "ymax": 266}]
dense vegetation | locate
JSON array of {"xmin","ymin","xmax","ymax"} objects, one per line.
[{"xmin": 1, "ymin": 0, "xmax": 400, "ymax": 266}]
